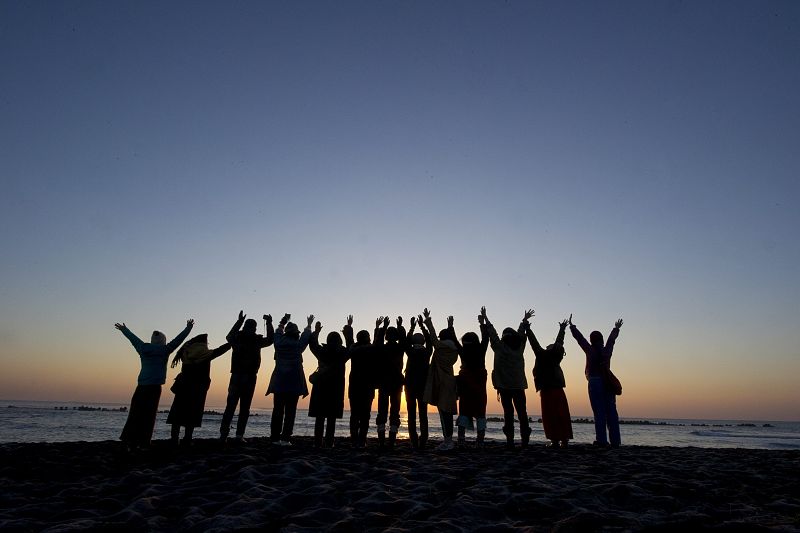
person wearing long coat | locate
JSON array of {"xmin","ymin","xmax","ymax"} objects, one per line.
[
  {"xmin": 167, "ymin": 333, "xmax": 231, "ymax": 445},
  {"xmin": 527, "ymin": 318, "xmax": 572, "ymax": 448},
  {"xmin": 404, "ymin": 316, "xmax": 432, "ymax": 449},
  {"xmin": 456, "ymin": 313, "xmax": 489, "ymax": 447},
  {"xmin": 115, "ymin": 319, "xmax": 194, "ymax": 450},
  {"xmin": 486, "ymin": 307, "xmax": 532, "ymax": 448},
  {"xmin": 422, "ymin": 309, "xmax": 460, "ymax": 451},
  {"xmin": 266, "ymin": 313, "xmax": 313, "ymax": 446},
  {"xmin": 308, "ymin": 317, "xmax": 353, "ymax": 448}
]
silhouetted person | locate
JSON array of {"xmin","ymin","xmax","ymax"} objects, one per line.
[
  {"xmin": 115, "ymin": 319, "xmax": 194, "ymax": 451},
  {"xmin": 527, "ymin": 317, "xmax": 572, "ymax": 448},
  {"xmin": 422, "ymin": 309, "xmax": 459, "ymax": 451},
  {"xmin": 570, "ymin": 315, "xmax": 623, "ymax": 447},
  {"xmin": 404, "ymin": 316, "xmax": 432, "ymax": 449},
  {"xmin": 486, "ymin": 307, "xmax": 533, "ymax": 448},
  {"xmin": 374, "ymin": 316, "xmax": 406, "ymax": 449},
  {"xmin": 308, "ymin": 317, "xmax": 353, "ymax": 448},
  {"xmin": 266, "ymin": 313, "xmax": 313, "ymax": 446},
  {"xmin": 347, "ymin": 318, "xmax": 381, "ymax": 449},
  {"xmin": 220, "ymin": 311, "xmax": 274, "ymax": 443},
  {"xmin": 456, "ymin": 311, "xmax": 490, "ymax": 447},
  {"xmin": 167, "ymin": 334, "xmax": 231, "ymax": 446}
]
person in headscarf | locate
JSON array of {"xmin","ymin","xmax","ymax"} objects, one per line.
[
  {"xmin": 527, "ymin": 317, "xmax": 572, "ymax": 448},
  {"xmin": 220, "ymin": 310, "xmax": 274, "ymax": 443},
  {"xmin": 486, "ymin": 307, "xmax": 533, "ymax": 448},
  {"xmin": 569, "ymin": 315, "xmax": 624, "ymax": 447},
  {"xmin": 265, "ymin": 313, "xmax": 313, "ymax": 446},
  {"xmin": 308, "ymin": 316, "xmax": 353, "ymax": 448},
  {"xmin": 115, "ymin": 319, "xmax": 194, "ymax": 450},
  {"xmin": 422, "ymin": 308, "xmax": 460, "ymax": 452},
  {"xmin": 167, "ymin": 334, "xmax": 231, "ymax": 446}
]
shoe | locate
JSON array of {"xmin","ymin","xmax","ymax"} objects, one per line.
[
  {"xmin": 275, "ymin": 440, "xmax": 292, "ymax": 447},
  {"xmin": 234, "ymin": 436, "xmax": 248, "ymax": 444},
  {"xmin": 436, "ymin": 439, "xmax": 455, "ymax": 451}
]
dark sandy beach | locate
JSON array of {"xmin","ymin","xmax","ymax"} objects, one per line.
[{"xmin": 1, "ymin": 438, "xmax": 798, "ymax": 532}]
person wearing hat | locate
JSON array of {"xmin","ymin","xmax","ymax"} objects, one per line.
[
  {"xmin": 115, "ymin": 319, "xmax": 194, "ymax": 451},
  {"xmin": 486, "ymin": 307, "xmax": 533, "ymax": 448},
  {"xmin": 220, "ymin": 310, "xmax": 275, "ymax": 443},
  {"xmin": 266, "ymin": 313, "xmax": 313, "ymax": 446}
]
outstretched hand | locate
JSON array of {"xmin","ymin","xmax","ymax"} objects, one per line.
[
  {"xmin": 114, "ymin": 322, "xmax": 126, "ymax": 330},
  {"xmin": 423, "ymin": 308, "xmax": 431, "ymax": 319},
  {"xmin": 307, "ymin": 315, "xmax": 315, "ymax": 327},
  {"xmin": 280, "ymin": 313, "xmax": 291, "ymax": 324},
  {"xmin": 523, "ymin": 309, "xmax": 535, "ymax": 321},
  {"xmin": 315, "ymin": 321, "xmax": 322, "ymax": 333},
  {"xmin": 568, "ymin": 314, "xmax": 573, "ymax": 326},
  {"xmin": 376, "ymin": 316, "xmax": 384, "ymax": 327},
  {"xmin": 480, "ymin": 306, "xmax": 488, "ymax": 321},
  {"xmin": 559, "ymin": 318, "xmax": 569, "ymax": 329},
  {"xmin": 346, "ymin": 315, "xmax": 353, "ymax": 327},
  {"xmin": 447, "ymin": 315, "xmax": 454, "ymax": 328},
  {"xmin": 383, "ymin": 316, "xmax": 390, "ymax": 328},
  {"xmin": 170, "ymin": 355, "xmax": 180, "ymax": 369},
  {"xmin": 417, "ymin": 315, "xmax": 424, "ymax": 327},
  {"xmin": 615, "ymin": 318, "xmax": 624, "ymax": 329},
  {"xmin": 263, "ymin": 314, "xmax": 272, "ymax": 324},
  {"xmin": 410, "ymin": 316, "xmax": 416, "ymax": 328},
  {"xmin": 186, "ymin": 319, "xmax": 194, "ymax": 328},
  {"xmin": 238, "ymin": 310, "xmax": 245, "ymax": 321},
  {"xmin": 396, "ymin": 316, "xmax": 402, "ymax": 328}
]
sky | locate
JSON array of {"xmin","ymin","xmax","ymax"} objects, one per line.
[{"xmin": 1, "ymin": 1, "xmax": 798, "ymax": 421}]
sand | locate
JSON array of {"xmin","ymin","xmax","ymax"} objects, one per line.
[{"xmin": 1, "ymin": 437, "xmax": 798, "ymax": 532}]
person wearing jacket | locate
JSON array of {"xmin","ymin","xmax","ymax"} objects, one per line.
[
  {"xmin": 266, "ymin": 313, "xmax": 313, "ymax": 446},
  {"xmin": 347, "ymin": 318, "xmax": 381, "ymax": 449},
  {"xmin": 422, "ymin": 308, "xmax": 460, "ymax": 452},
  {"xmin": 167, "ymin": 333, "xmax": 231, "ymax": 446},
  {"xmin": 374, "ymin": 316, "xmax": 407, "ymax": 449},
  {"xmin": 219, "ymin": 310, "xmax": 275, "ymax": 443},
  {"xmin": 527, "ymin": 317, "xmax": 572, "ymax": 448},
  {"xmin": 570, "ymin": 315, "xmax": 623, "ymax": 447},
  {"xmin": 486, "ymin": 307, "xmax": 533, "ymax": 448},
  {"xmin": 308, "ymin": 316, "xmax": 353, "ymax": 448},
  {"xmin": 456, "ymin": 312, "xmax": 490, "ymax": 448},
  {"xmin": 115, "ymin": 319, "xmax": 194, "ymax": 450},
  {"xmin": 404, "ymin": 316, "xmax": 432, "ymax": 449}
]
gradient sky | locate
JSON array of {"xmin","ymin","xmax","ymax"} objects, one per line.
[{"xmin": 1, "ymin": 1, "xmax": 798, "ymax": 421}]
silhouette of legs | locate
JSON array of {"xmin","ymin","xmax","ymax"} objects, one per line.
[
  {"xmin": 220, "ymin": 373, "xmax": 257, "ymax": 440},
  {"xmin": 499, "ymin": 389, "xmax": 529, "ymax": 447}
]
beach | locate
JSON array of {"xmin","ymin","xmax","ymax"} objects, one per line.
[{"xmin": 1, "ymin": 438, "xmax": 798, "ymax": 531}]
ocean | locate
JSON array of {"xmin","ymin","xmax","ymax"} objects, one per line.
[{"xmin": 1, "ymin": 400, "xmax": 798, "ymax": 450}]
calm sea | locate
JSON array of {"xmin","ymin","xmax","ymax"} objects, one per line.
[{"xmin": 1, "ymin": 400, "xmax": 798, "ymax": 450}]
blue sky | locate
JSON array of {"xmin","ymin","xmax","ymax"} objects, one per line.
[{"xmin": 1, "ymin": 1, "xmax": 798, "ymax": 420}]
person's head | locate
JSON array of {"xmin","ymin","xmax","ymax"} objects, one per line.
[
  {"xmin": 385, "ymin": 326, "xmax": 399, "ymax": 342},
  {"xmin": 438, "ymin": 329, "xmax": 456, "ymax": 343},
  {"xmin": 411, "ymin": 333, "xmax": 425, "ymax": 345},
  {"xmin": 151, "ymin": 331, "xmax": 167, "ymax": 345},
  {"xmin": 284, "ymin": 322, "xmax": 300, "ymax": 340},
  {"xmin": 590, "ymin": 331, "xmax": 604, "ymax": 348},
  {"xmin": 243, "ymin": 319, "xmax": 258, "ymax": 334},
  {"xmin": 501, "ymin": 327, "xmax": 521, "ymax": 350},
  {"xmin": 546, "ymin": 343, "xmax": 565, "ymax": 358},
  {"xmin": 461, "ymin": 332, "xmax": 480, "ymax": 346},
  {"xmin": 326, "ymin": 331, "xmax": 343, "ymax": 347},
  {"xmin": 356, "ymin": 330, "xmax": 371, "ymax": 344}
]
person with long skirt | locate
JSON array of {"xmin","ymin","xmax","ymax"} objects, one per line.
[
  {"xmin": 404, "ymin": 316, "xmax": 432, "ymax": 449},
  {"xmin": 526, "ymin": 317, "xmax": 572, "ymax": 448},
  {"xmin": 485, "ymin": 307, "xmax": 533, "ymax": 448},
  {"xmin": 115, "ymin": 319, "xmax": 194, "ymax": 451},
  {"xmin": 456, "ymin": 312, "xmax": 489, "ymax": 448},
  {"xmin": 220, "ymin": 310, "xmax": 274, "ymax": 443},
  {"xmin": 266, "ymin": 313, "xmax": 313, "ymax": 446},
  {"xmin": 422, "ymin": 308, "xmax": 460, "ymax": 452},
  {"xmin": 346, "ymin": 317, "xmax": 381, "ymax": 449},
  {"xmin": 569, "ymin": 315, "xmax": 624, "ymax": 448},
  {"xmin": 308, "ymin": 316, "xmax": 353, "ymax": 448},
  {"xmin": 167, "ymin": 334, "xmax": 231, "ymax": 446}
]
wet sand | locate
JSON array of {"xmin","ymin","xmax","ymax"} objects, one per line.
[{"xmin": 1, "ymin": 437, "xmax": 798, "ymax": 531}]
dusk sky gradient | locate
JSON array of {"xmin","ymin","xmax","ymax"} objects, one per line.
[{"xmin": 1, "ymin": 1, "xmax": 798, "ymax": 421}]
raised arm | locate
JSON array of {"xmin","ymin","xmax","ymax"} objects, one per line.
[
  {"xmin": 343, "ymin": 315, "xmax": 355, "ymax": 348},
  {"xmin": 555, "ymin": 319, "xmax": 568, "ymax": 347},
  {"xmin": 481, "ymin": 307, "xmax": 501, "ymax": 348},
  {"xmin": 525, "ymin": 322, "xmax": 545, "ymax": 356},
  {"xmin": 309, "ymin": 322, "xmax": 323, "ymax": 358},
  {"xmin": 606, "ymin": 319, "xmax": 622, "ymax": 352},
  {"xmin": 115, "ymin": 323, "xmax": 145, "ymax": 352},
  {"xmin": 568, "ymin": 314, "xmax": 590, "ymax": 351},
  {"xmin": 297, "ymin": 315, "xmax": 314, "ymax": 352},
  {"xmin": 374, "ymin": 316, "xmax": 387, "ymax": 346},
  {"xmin": 210, "ymin": 342, "xmax": 232, "ymax": 360},
  {"xmin": 258, "ymin": 314, "xmax": 275, "ymax": 347},
  {"xmin": 227, "ymin": 311, "xmax": 245, "ymax": 343},
  {"xmin": 422, "ymin": 308, "xmax": 439, "ymax": 347},
  {"xmin": 166, "ymin": 319, "xmax": 195, "ymax": 352}
]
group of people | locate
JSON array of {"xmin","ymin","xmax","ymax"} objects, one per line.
[{"xmin": 115, "ymin": 308, "xmax": 624, "ymax": 452}]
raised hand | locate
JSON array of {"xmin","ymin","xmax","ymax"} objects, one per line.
[
  {"xmin": 523, "ymin": 309, "xmax": 535, "ymax": 321},
  {"xmin": 238, "ymin": 310, "xmax": 246, "ymax": 321},
  {"xmin": 396, "ymin": 316, "xmax": 403, "ymax": 328},
  {"xmin": 170, "ymin": 354, "xmax": 181, "ymax": 369},
  {"xmin": 315, "ymin": 321, "xmax": 322, "ymax": 333},
  {"xmin": 307, "ymin": 315, "xmax": 315, "ymax": 327},
  {"xmin": 423, "ymin": 308, "xmax": 431, "ymax": 319},
  {"xmin": 447, "ymin": 316, "xmax": 454, "ymax": 328},
  {"xmin": 477, "ymin": 313, "xmax": 484, "ymax": 325},
  {"xmin": 417, "ymin": 315, "xmax": 424, "ymax": 326},
  {"xmin": 376, "ymin": 316, "xmax": 384, "ymax": 327},
  {"xmin": 281, "ymin": 313, "xmax": 291, "ymax": 324},
  {"xmin": 114, "ymin": 322, "xmax": 126, "ymax": 330},
  {"xmin": 263, "ymin": 314, "xmax": 272, "ymax": 324},
  {"xmin": 410, "ymin": 316, "xmax": 416, "ymax": 328},
  {"xmin": 347, "ymin": 315, "xmax": 353, "ymax": 327},
  {"xmin": 480, "ymin": 306, "xmax": 488, "ymax": 321},
  {"xmin": 568, "ymin": 314, "xmax": 573, "ymax": 326},
  {"xmin": 383, "ymin": 316, "xmax": 390, "ymax": 328},
  {"xmin": 615, "ymin": 318, "xmax": 624, "ymax": 329},
  {"xmin": 559, "ymin": 318, "xmax": 569, "ymax": 329},
  {"xmin": 186, "ymin": 319, "xmax": 194, "ymax": 327}
]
